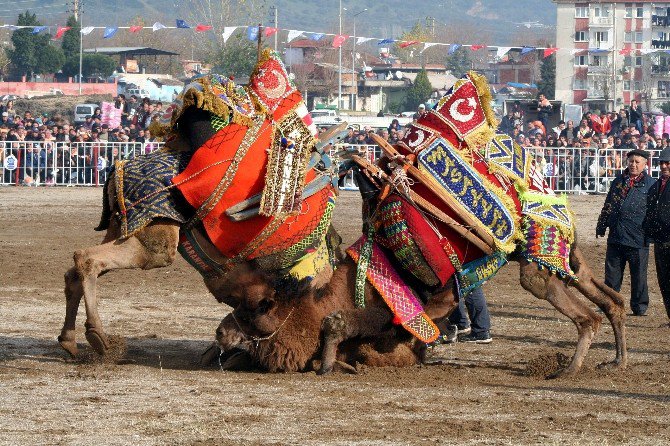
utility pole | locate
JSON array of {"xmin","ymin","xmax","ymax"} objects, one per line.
[
  {"xmin": 270, "ymin": 5, "xmax": 278, "ymax": 52},
  {"xmin": 338, "ymin": 0, "xmax": 342, "ymax": 110},
  {"xmin": 77, "ymin": 0, "xmax": 83, "ymax": 94},
  {"xmin": 426, "ymin": 16, "xmax": 435, "ymax": 37}
]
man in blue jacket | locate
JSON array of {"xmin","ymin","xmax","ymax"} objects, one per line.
[
  {"xmin": 644, "ymin": 148, "xmax": 670, "ymax": 323},
  {"xmin": 597, "ymin": 149, "xmax": 656, "ymax": 316}
]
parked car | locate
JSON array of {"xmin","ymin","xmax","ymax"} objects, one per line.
[{"xmin": 74, "ymin": 103, "xmax": 99, "ymax": 124}]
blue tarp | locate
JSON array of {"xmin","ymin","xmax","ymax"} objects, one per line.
[{"xmin": 506, "ymin": 82, "xmax": 537, "ymax": 89}]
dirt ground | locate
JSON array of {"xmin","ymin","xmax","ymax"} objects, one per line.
[{"xmin": 1, "ymin": 187, "xmax": 669, "ymax": 446}]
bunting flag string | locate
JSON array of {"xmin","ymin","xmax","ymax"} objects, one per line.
[{"xmin": 3, "ymin": 21, "xmax": 670, "ymax": 58}]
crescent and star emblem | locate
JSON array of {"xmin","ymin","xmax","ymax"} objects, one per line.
[
  {"xmin": 449, "ymin": 97, "xmax": 478, "ymax": 123},
  {"xmin": 260, "ymin": 69, "xmax": 288, "ymax": 99},
  {"xmin": 407, "ymin": 129, "xmax": 425, "ymax": 147}
]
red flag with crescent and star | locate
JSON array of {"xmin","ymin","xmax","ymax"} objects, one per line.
[{"xmin": 433, "ymin": 77, "xmax": 488, "ymax": 142}]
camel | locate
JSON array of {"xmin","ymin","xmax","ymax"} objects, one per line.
[
  {"xmin": 57, "ymin": 101, "xmax": 347, "ymax": 358},
  {"xmin": 213, "ymin": 165, "xmax": 628, "ymax": 378}
]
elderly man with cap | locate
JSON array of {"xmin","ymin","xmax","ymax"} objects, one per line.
[
  {"xmin": 644, "ymin": 148, "xmax": 670, "ymax": 324},
  {"xmin": 597, "ymin": 148, "xmax": 656, "ymax": 316}
]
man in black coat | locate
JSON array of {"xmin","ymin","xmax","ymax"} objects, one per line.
[
  {"xmin": 597, "ymin": 149, "xmax": 656, "ymax": 316},
  {"xmin": 644, "ymin": 148, "xmax": 670, "ymax": 323}
]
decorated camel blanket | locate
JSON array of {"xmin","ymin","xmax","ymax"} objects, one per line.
[{"xmin": 112, "ymin": 50, "xmax": 337, "ymax": 279}]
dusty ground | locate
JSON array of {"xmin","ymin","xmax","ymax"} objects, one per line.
[{"xmin": 1, "ymin": 187, "xmax": 669, "ymax": 446}]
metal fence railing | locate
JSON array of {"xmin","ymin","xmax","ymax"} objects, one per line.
[{"xmin": 1, "ymin": 142, "xmax": 664, "ymax": 193}]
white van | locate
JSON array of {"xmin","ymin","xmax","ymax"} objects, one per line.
[
  {"xmin": 125, "ymin": 88, "xmax": 151, "ymax": 99},
  {"xmin": 74, "ymin": 103, "xmax": 98, "ymax": 124}
]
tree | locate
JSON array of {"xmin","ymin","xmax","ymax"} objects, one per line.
[
  {"xmin": 394, "ymin": 22, "xmax": 431, "ymax": 64},
  {"xmin": 62, "ymin": 54, "xmax": 116, "ymax": 78},
  {"xmin": 445, "ymin": 47, "xmax": 472, "ymax": 78},
  {"xmin": 405, "ymin": 68, "xmax": 432, "ymax": 110},
  {"xmin": 61, "ymin": 15, "xmax": 80, "ymax": 60},
  {"xmin": 7, "ymin": 11, "xmax": 65, "ymax": 79},
  {"xmin": 660, "ymin": 102, "xmax": 670, "ymax": 115},
  {"xmin": 537, "ymin": 53, "xmax": 556, "ymax": 99},
  {"xmin": 210, "ymin": 34, "xmax": 257, "ymax": 79}
]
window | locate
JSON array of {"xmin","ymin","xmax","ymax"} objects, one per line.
[
  {"xmin": 624, "ymin": 56, "xmax": 632, "ymax": 67},
  {"xmin": 634, "ymin": 81, "xmax": 642, "ymax": 91},
  {"xmin": 624, "ymin": 32, "xmax": 633, "ymax": 43},
  {"xmin": 624, "ymin": 80, "xmax": 631, "ymax": 91},
  {"xmin": 575, "ymin": 6, "xmax": 588, "ymax": 18},
  {"xmin": 592, "ymin": 55, "xmax": 606, "ymax": 66},
  {"xmin": 658, "ymin": 81, "xmax": 670, "ymax": 98},
  {"xmin": 593, "ymin": 5, "xmax": 611, "ymax": 17},
  {"xmin": 625, "ymin": 7, "xmax": 633, "ymax": 18},
  {"xmin": 575, "ymin": 31, "xmax": 587, "ymax": 42},
  {"xmin": 635, "ymin": 32, "xmax": 644, "ymax": 43},
  {"xmin": 594, "ymin": 31, "xmax": 609, "ymax": 43},
  {"xmin": 574, "ymin": 78, "xmax": 587, "ymax": 90},
  {"xmin": 636, "ymin": 6, "xmax": 644, "ymax": 18},
  {"xmin": 575, "ymin": 55, "xmax": 588, "ymax": 66},
  {"xmin": 635, "ymin": 56, "xmax": 643, "ymax": 66}
]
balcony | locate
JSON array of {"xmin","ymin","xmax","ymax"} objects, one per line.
[
  {"xmin": 590, "ymin": 15, "xmax": 613, "ymax": 27},
  {"xmin": 587, "ymin": 65, "xmax": 611, "ymax": 74},
  {"xmin": 651, "ymin": 65, "xmax": 670, "ymax": 76},
  {"xmin": 652, "ymin": 14, "xmax": 670, "ymax": 27},
  {"xmin": 589, "ymin": 41, "xmax": 611, "ymax": 50}
]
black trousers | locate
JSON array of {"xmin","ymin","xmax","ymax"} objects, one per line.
[
  {"xmin": 655, "ymin": 243, "xmax": 670, "ymax": 319},
  {"xmin": 605, "ymin": 243, "xmax": 649, "ymax": 315}
]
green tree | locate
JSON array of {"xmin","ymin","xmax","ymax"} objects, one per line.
[
  {"xmin": 7, "ymin": 11, "xmax": 41, "ymax": 78},
  {"xmin": 61, "ymin": 15, "xmax": 80, "ymax": 60},
  {"xmin": 209, "ymin": 34, "xmax": 257, "ymax": 79},
  {"xmin": 394, "ymin": 22, "xmax": 431, "ymax": 63},
  {"xmin": 660, "ymin": 102, "xmax": 670, "ymax": 115},
  {"xmin": 537, "ymin": 53, "xmax": 556, "ymax": 99},
  {"xmin": 7, "ymin": 11, "xmax": 65, "ymax": 78},
  {"xmin": 445, "ymin": 47, "xmax": 472, "ymax": 78},
  {"xmin": 62, "ymin": 54, "xmax": 116, "ymax": 78},
  {"xmin": 405, "ymin": 68, "xmax": 432, "ymax": 111}
]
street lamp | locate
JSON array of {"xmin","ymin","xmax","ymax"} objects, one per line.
[{"xmin": 345, "ymin": 8, "xmax": 367, "ymax": 111}]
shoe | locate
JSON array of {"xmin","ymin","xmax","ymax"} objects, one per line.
[
  {"xmin": 630, "ymin": 312, "xmax": 647, "ymax": 317},
  {"xmin": 458, "ymin": 332, "xmax": 493, "ymax": 344},
  {"xmin": 458, "ymin": 326, "xmax": 471, "ymax": 335}
]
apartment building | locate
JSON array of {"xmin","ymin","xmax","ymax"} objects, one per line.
[{"xmin": 555, "ymin": 1, "xmax": 670, "ymax": 112}]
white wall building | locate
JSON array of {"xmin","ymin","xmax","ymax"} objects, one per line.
[{"xmin": 555, "ymin": 0, "xmax": 670, "ymax": 112}]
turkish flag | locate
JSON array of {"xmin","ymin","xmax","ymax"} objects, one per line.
[
  {"xmin": 264, "ymin": 27, "xmax": 277, "ymax": 37},
  {"xmin": 332, "ymin": 35, "xmax": 348, "ymax": 48},
  {"xmin": 196, "ymin": 24, "xmax": 213, "ymax": 32},
  {"xmin": 470, "ymin": 44, "xmax": 486, "ymax": 51},
  {"xmin": 543, "ymin": 48, "xmax": 558, "ymax": 58},
  {"xmin": 433, "ymin": 78, "xmax": 487, "ymax": 140},
  {"xmin": 129, "ymin": 25, "xmax": 143, "ymax": 33},
  {"xmin": 399, "ymin": 40, "xmax": 420, "ymax": 48},
  {"xmin": 54, "ymin": 26, "xmax": 71, "ymax": 39}
]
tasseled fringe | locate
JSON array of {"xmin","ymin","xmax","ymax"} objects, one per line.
[{"xmin": 468, "ymin": 71, "xmax": 499, "ymax": 129}]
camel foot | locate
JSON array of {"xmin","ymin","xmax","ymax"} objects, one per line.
[
  {"xmin": 57, "ymin": 335, "xmax": 78, "ymax": 357},
  {"xmin": 333, "ymin": 360, "xmax": 358, "ymax": 374},
  {"xmin": 200, "ymin": 342, "xmax": 220, "ymax": 367},
  {"xmin": 546, "ymin": 367, "xmax": 578, "ymax": 380},
  {"xmin": 85, "ymin": 328, "xmax": 110, "ymax": 355},
  {"xmin": 317, "ymin": 364, "xmax": 333, "ymax": 375},
  {"xmin": 597, "ymin": 359, "xmax": 626, "ymax": 371}
]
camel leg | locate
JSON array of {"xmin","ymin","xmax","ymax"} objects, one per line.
[
  {"xmin": 519, "ymin": 260, "xmax": 602, "ymax": 378},
  {"xmin": 569, "ymin": 246, "xmax": 627, "ymax": 370},
  {"xmin": 318, "ymin": 307, "xmax": 393, "ymax": 375},
  {"xmin": 423, "ymin": 283, "xmax": 459, "ymax": 321},
  {"xmin": 63, "ymin": 223, "xmax": 179, "ymax": 356},
  {"xmin": 59, "ymin": 227, "xmax": 119, "ymax": 357}
]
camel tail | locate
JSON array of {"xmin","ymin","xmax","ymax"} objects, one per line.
[
  {"xmin": 569, "ymin": 234, "xmax": 625, "ymax": 307},
  {"xmin": 94, "ymin": 174, "xmax": 113, "ymax": 232}
]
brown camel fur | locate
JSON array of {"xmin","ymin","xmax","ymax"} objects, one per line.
[{"xmin": 215, "ymin": 258, "xmax": 447, "ymax": 372}]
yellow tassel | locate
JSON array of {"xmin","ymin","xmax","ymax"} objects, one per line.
[{"xmin": 468, "ymin": 71, "xmax": 499, "ymax": 128}]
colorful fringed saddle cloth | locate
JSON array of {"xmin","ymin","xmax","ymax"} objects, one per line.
[{"xmin": 347, "ymin": 235, "xmax": 439, "ymax": 344}]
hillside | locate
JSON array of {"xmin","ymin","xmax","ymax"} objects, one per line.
[{"xmin": 8, "ymin": 0, "xmax": 556, "ymax": 46}]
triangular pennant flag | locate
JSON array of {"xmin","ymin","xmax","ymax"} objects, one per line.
[
  {"xmin": 448, "ymin": 44, "xmax": 461, "ymax": 55},
  {"xmin": 264, "ymin": 27, "xmax": 277, "ymax": 37},
  {"xmin": 619, "ymin": 48, "xmax": 633, "ymax": 55},
  {"xmin": 543, "ymin": 47, "xmax": 558, "ymax": 58},
  {"xmin": 332, "ymin": 35, "xmax": 348, "ymax": 48},
  {"xmin": 310, "ymin": 33, "xmax": 325, "ymax": 41},
  {"xmin": 54, "ymin": 26, "xmax": 71, "ymax": 39},
  {"xmin": 5, "ymin": 25, "xmax": 19, "ymax": 31},
  {"xmin": 639, "ymin": 48, "xmax": 656, "ymax": 55},
  {"xmin": 247, "ymin": 26, "xmax": 259, "ymax": 41},
  {"xmin": 496, "ymin": 47, "xmax": 512, "ymax": 58},
  {"xmin": 286, "ymin": 29, "xmax": 303, "ymax": 43},
  {"xmin": 357, "ymin": 37, "xmax": 374, "ymax": 45},
  {"xmin": 520, "ymin": 46, "xmax": 536, "ymax": 55},
  {"xmin": 222, "ymin": 26, "xmax": 238, "ymax": 43},
  {"xmin": 152, "ymin": 22, "xmax": 166, "ymax": 32},
  {"xmin": 32, "ymin": 26, "xmax": 47, "ymax": 34},
  {"xmin": 470, "ymin": 44, "xmax": 486, "ymax": 51},
  {"xmin": 176, "ymin": 19, "xmax": 190, "ymax": 29},
  {"xmin": 103, "ymin": 27, "xmax": 118, "ymax": 39},
  {"xmin": 81, "ymin": 26, "xmax": 95, "ymax": 35},
  {"xmin": 378, "ymin": 38, "xmax": 395, "ymax": 45},
  {"xmin": 399, "ymin": 40, "xmax": 420, "ymax": 48},
  {"xmin": 421, "ymin": 42, "xmax": 439, "ymax": 53},
  {"xmin": 570, "ymin": 49, "xmax": 584, "ymax": 55},
  {"xmin": 129, "ymin": 25, "xmax": 143, "ymax": 33},
  {"xmin": 195, "ymin": 24, "xmax": 212, "ymax": 32}
]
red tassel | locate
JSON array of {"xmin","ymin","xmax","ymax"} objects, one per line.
[{"xmin": 392, "ymin": 315, "xmax": 402, "ymax": 325}]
